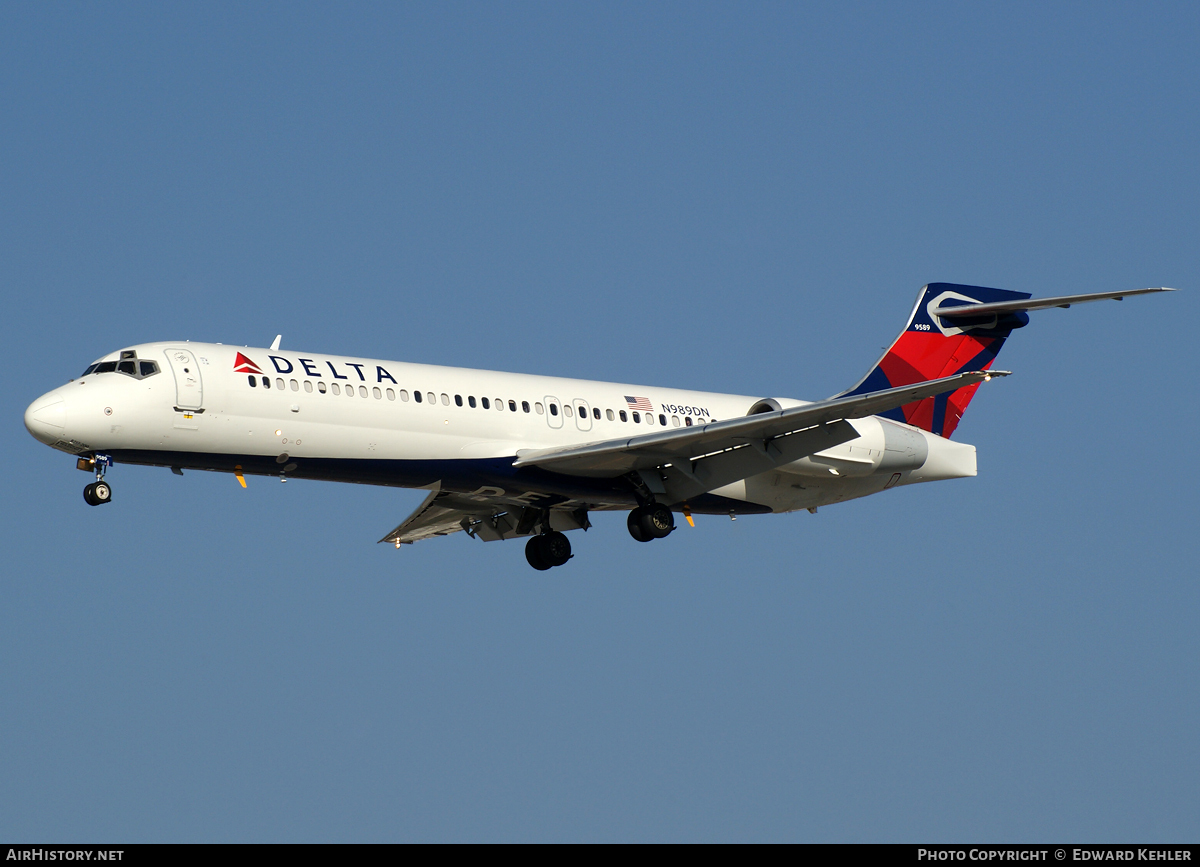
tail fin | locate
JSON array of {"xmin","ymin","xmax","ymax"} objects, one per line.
[{"xmin": 842, "ymin": 283, "xmax": 1031, "ymax": 438}]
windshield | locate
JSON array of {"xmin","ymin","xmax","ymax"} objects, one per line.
[{"xmin": 82, "ymin": 353, "xmax": 159, "ymax": 380}]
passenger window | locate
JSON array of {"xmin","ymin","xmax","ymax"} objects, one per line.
[
  {"xmin": 373, "ymin": 387, "xmax": 381, "ymax": 399},
  {"xmin": 455, "ymin": 394, "xmax": 463, "ymax": 407},
  {"xmin": 646, "ymin": 413, "xmax": 654, "ymax": 425},
  {"xmin": 563, "ymin": 405, "xmax": 571, "ymax": 417},
  {"xmin": 534, "ymin": 402, "xmax": 543, "ymax": 414},
  {"xmin": 276, "ymin": 378, "xmax": 285, "ymax": 390},
  {"xmin": 248, "ymin": 375, "xmax": 257, "ymax": 387},
  {"xmin": 117, "ymin": 360, "xmax": 137, "ymax": 376},
  {"xmin": 511, "ymin": 400, "xmax": 519, "ymax": 412},
  {"xmin": 290, "ymin": 379, "xmax": 299, "ymax": 391},
  {"xmin": 684, "ymin": 417, "xmax": 692, "ymax": 426},
  {"xmin": 345, "ymin": 385, "xmax": 353, "ymax": 397},
  {"xmin": 619, "ymin": 410, "xmax": 627, "ymax": 422},
  {"xmin": 262, "ymin": 376, "xmax": 270, "ymax": 388},
  {"xmin": 550, "ymin": 404, "xmax": 559, "ymax": 416},
  {"xmin": 331, "ymin": 383, "xmax": 340, "ymax": 395},
  {"xmin": 318, "ymin": 382, "xmax": 327, "ymax": 393},
  {"xmin": 304, "ymin": 381, "xmax": 313, "ymax": 393},
  {"xmin": 606, "ymin": 409, "xmax": 614, "ymax": 421},
  {"xmin": 436, "ymin": 393, "xmax": 445, "ymax": 405},
  {"xmin": 139, "ymin": 361, "xmax": 159, "ymax": 377},
  {"xmin": 360, "ymin": 386, "xmax": 369, "ymax": 398},
  {"xmin": 672, "ymin": 416, "xmax": 681, "ymax": 427},
  {"xmin": 468, "ymin": 396, "xmax": 476, "ymax": 408},
  {"xmin": 400, "ymin": 389, "xmax": 409, "ymax": 401},
  {"xmin": 659, "ymin": 414, "xmax": 666, "ymax": 426},
  {"xmin": 593, "ymin": 407, "xmax": 600, "ymax": 419},
  {"xmin": 481, "ymin": 397, "xmax": 489, "ymax": 409},
  {"xmin": 386, "ymin": 388, "xmax": 395, "ymax": 400},
  {"xmin": 632, "ymin": 411, "xmax": 640, "ymax": 423},
  {"xmin": 577, "ymin": 405, "xmax": 586, "ymax": 416}
]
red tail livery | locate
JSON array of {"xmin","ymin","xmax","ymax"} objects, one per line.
[{"xmin": 841, "ymin": 283, "xmax": 1032, "ymax": 438}]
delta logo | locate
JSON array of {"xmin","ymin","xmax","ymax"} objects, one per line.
[{"xmin": 233, "ymin": 352, "xmax": 263, "ymax": 375}]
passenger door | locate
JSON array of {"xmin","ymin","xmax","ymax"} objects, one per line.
[
  {"xmin": 573, "ymin": 398, "xmax": 593, "ymax": 432},
  {"xmin": 164, "ymin": 348, "xmax": 203, "ymax": 409},
  {"xmin": 544, "ymin": 395, "xmax": 563, "ymax": 429}
]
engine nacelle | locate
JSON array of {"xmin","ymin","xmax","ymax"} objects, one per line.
[{"xmin": 777, "ymin": 417, "xmax": 930, "ymax": 478}]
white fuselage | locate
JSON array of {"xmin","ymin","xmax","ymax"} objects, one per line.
[{"xmin": 24, "ymin": 341, "xmax": 977, "ymax": 514}]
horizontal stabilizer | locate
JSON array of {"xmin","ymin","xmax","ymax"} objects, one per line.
[{"xmin": 930, "ymin": 287, "xmax": 1175, "ymax": 318}]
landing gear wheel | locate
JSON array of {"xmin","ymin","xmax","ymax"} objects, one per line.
[
  {"xmin": 83, "ymin": 481, "xmax": 112, "ymax": 506},
  {"xmin": 525, "ymin": 532, "xmax": 572, "ymax": 570},
  {"xmin": 627, "ymin": 508, "xmax": 652, "ymax": 542},
  {"xmin": 638, "ymin": 504, "xmax": 674, "ymax": 539},
  {"xmin": 539, "ymin": 531, "xmax": 572, "ymax": 568},
  {"xmin": 525, "ymin": 536, "xmax": 552, "ymax": 571}
]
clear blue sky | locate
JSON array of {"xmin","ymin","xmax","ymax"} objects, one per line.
[{"xmin": 3, "ymin": 2, "xmax": 1197, "ymax": 842}]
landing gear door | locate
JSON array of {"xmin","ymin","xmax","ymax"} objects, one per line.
[
  {"xmin": 164, "ymin": 348, "xmax": 204, "ymax": 409},
  {"xmin": 544, "ymin": 395, "xmax": 563, "ymax": 429}
]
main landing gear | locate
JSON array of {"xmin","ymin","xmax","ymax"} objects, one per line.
[
  {"xmin": 82, "ymin": 453, "xmax": 114, "ymax": 507},
  {"xmin": 525, "ymin": 531, "xmax": 572, "ymax": 571},
  {"xmin": 627, "ymin": 503, "xmax": 675, "ymax": 542}
]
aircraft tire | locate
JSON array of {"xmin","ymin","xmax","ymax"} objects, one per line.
[
  {"xmin": 539, "ymin": 531, "xmax": 572, "ymax": 568},
  {"xmin": 83, "ymin": 483, "xmax": 98, "ymax": 506},
  {"xmin": 93, "ymin": 481, "xmax": 112, "ymax": 504},
  {"xmin": 638, "ymin": 504, "xmax": 674, "ymax": 539},
  {"xmin": 627, "ymin": 508, "xmax": 652, "ymax": 542},
  {"xmin": 525, "ymin": 536, "xmax": 552, "ymax": 571}
]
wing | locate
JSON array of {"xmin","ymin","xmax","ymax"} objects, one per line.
[
  {"xmin": 378, "ymin": 488, "xmax": 473, "ymax": 545},
  {"xmin": 513, "ymin": 370, "xmax": 1005, "ymax": 504},
  {"xmin": 379, "ymin": 485, "xmax": 593, "ymax": 547},
  {"xmin": 514, "ymin": 370, "xmax": 1002, "ymax": 477}
]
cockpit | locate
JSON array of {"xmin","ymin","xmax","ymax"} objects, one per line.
[{"xmin": 82, "ymin": 349, "xmax": 160, "ymax": 380}]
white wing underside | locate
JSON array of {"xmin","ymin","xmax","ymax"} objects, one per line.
[{"xmin": 379, "ymin": 486, "xmax": 595, "ymax": 546}]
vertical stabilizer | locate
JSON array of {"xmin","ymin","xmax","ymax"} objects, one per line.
[{"xmin": 842, "ymin": 283, "xmax": 1031, "ymax": 438}]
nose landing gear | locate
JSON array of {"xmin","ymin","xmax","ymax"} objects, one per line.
[
  {"xmin": 82, "ymin": 454, "xmax": 114, "ymax": 506},
  {"xmin": 83, "ymin": 481, "xmax": 112, "ymax": 506}
]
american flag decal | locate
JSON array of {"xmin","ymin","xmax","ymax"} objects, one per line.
[{"xmin": 625, "ymin": 395, "xmax": 653, "ymax": 412}]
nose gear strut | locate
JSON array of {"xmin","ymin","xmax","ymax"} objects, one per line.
[{"xmin": 83, "ymin": 453, "xmax": 114, "ymax": 506}]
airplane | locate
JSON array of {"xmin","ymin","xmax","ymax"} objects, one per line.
[{"xmin": 24, "ymin": 282, "xmax": 1174, "ymax": 571}]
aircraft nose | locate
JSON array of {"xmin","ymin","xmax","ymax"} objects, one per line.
[{"xmin": 24, "ymin": 392, "xmax": 66, "ymax": 445}]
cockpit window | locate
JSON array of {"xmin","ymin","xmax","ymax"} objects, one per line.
[{"xmin": 82, "ymin": 353, "xmax": 160, "ymax": 379}]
